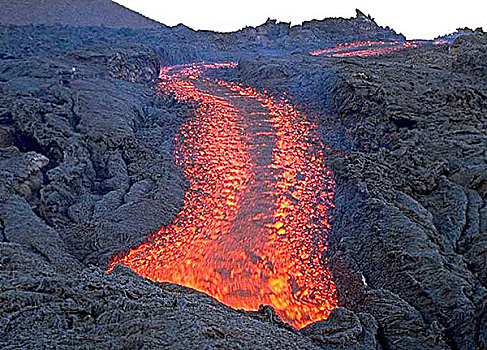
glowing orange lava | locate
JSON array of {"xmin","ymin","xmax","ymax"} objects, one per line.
[
  {"xmin": 309, "ymin": 39, "xmax": 395, "ymax": 56},
  {"xmin": 309, "ymin": 39, "xmax": 454, "ymax": 57},
  {"xmin": 108, "ymin": 62, "xmax": 337, "ymax": 329}
]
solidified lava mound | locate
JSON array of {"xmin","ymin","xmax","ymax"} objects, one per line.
[{"xmin": 1, "ymin": 2, "xmax": 487, "ymax": 349}]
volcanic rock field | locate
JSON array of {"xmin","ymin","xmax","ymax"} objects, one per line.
[{"xmin": 1, "ymin": 1, "xmax": 486, "ymax": 349}]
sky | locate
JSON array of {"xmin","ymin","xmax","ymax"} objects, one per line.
[{"xmin": 114, "ymin": 0, "xmax": 486, "ymax": 40}]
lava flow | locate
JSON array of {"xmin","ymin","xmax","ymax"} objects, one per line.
[
  {"xmin": 310, "ymin": 38, "xmax": 453, "ymax": 57},
  {"xmin": 108, "ymin": 62, "xmax": 337, "ymax": 329}
]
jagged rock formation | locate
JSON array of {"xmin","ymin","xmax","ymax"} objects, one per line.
[
  {"xmin": 0, "ymin": 7, "xmax": 402, "ymax": 64},
  {"xmin": 0, "ymin": 44, "xmax": 186, "ymax": 265}
]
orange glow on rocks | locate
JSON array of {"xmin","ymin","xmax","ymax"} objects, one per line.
[
  {"xmin": 108, "ymin": 62, "xmax": 337, "ymax": 329},
  {"xmin": 310, "ymin": 39, "xmax": 424, "ymax": 57}
]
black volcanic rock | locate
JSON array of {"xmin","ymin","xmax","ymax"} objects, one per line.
[
  {"xmin": 0, "ymin": 44, "xmax": 185, "ymax": 265},
  {"xmin": 0, "ymin": 245, "xmax": 326, "ymax": 349},
  {"xmin": 301, "ymin": 307, "xmax": 378, "ymax": 348}
]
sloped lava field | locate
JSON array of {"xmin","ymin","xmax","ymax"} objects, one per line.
[{"xmin": 1, "ymin": 4, "xmax": 486, "ymax": 349}]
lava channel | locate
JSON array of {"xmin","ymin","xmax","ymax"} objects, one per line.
[
  {"xmin": 108, "ymin": 62, "xmax": 337, "ymax": 329},
  {"xmin": 309, "ymin": 38, "xmax": 453, "ymax": 57}
]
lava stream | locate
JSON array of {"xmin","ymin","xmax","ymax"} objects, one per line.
[
  {"xmin": 108, "ymin": 62, "xmax": 337, "ymax": 329},
  {"xmin": 310, "ymin": 38, "xmax": 453, "ymax": 57}
]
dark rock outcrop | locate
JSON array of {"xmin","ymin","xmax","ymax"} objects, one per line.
[
  {"xmin": 0, "ymin": 244, "xmax": 326, "ymax": 349},
  {"xmin": 301, "ymin": 307, "xmax": 378, "ymax": 349},
  {"xmin": 0, "ymin": 44, "xmax": 186, "ymax": 266}
]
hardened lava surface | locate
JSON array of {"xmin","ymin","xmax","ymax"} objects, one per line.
[{"xmin": 109, "ymin": 63, "xmax": 337, "ymax": 329}]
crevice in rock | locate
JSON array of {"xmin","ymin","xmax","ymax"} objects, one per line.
[
  {"xmin": 69, "ymin": 94, "xmax": 80, "ymax": 133},
  {"xmin": 454, "ymin": 188, "xmax": 471, "ymax": 255},
  {"xmin": 444, "ymin": 327, "xmax": 460, "ymax": 350},
  {"xmin": 29, "ymin": 243, "xmax": 51, "ymax": 263},
  {"xmin": 12, "ymin": 130, "xmax": 45, "ymax": 156},
  {"xmin": 0, "ymin": 218, "xmax": 8, "ymax": 243},
  {"xmin": 11, "ymin": 130, "xmax": 61, "ymax": 172},
  {"xmin": 390, "ymin": 116, "xmax": 417, "ymax": 129},
  {"xmin": 375, "ymin": 324, "xmax": 389, "ymax": 350}
]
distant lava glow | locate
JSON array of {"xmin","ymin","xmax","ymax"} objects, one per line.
[
  {"xmin": 310, "ymin": 38, "xmax": 453, "ymax": 57},
  {"xmin": 108, "ymin": 62, "xmax": 337, "ymax": 329}
]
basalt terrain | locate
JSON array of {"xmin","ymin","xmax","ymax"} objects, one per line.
[{"xmin": 1, "ymin": 2, "xmax": 486, "ymax": 349}]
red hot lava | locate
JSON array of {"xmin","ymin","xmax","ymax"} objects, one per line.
[
  {"xmin": 108, "ymin": 62, "xmax": 337, "ymax": 329},
  {"xmin": 309, "ymin": 39, "xmax": 395, "ymax": 56},
  {"xmin": 309, "ymin": 38, "xmax": 454, "ymax": 57}
]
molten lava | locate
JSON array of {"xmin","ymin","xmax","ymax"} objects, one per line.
[
  {"xmin": 108, "ymin": 62, "xmax": 337, "ymax": 329},
  {"xmin": 310, "ymin": 38, "xmax": 452, "ymax": 57}
]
